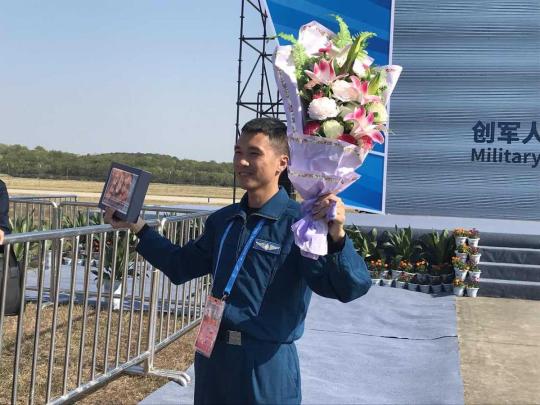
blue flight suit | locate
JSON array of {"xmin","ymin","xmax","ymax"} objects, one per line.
[{"xmin": 136, "ymin": 187, "xmax": 370, "ymax": 404}]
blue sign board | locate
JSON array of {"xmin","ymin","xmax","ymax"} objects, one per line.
[{"xmin": 265, "ymin": 0, "xmax": 394, "ymax": 213}]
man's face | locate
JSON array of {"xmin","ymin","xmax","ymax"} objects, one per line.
[{"xmin": 234, "ymin": 132, "xmax": 288, "ymax": 192}]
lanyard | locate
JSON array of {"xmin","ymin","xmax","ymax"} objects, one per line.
[{"xmin": 213, "ymin": 218, "xmax": 265, "ymax": 300}]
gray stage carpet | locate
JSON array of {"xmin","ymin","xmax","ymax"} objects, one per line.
[{"xmin": 140, "ymin": 287, "xmax": 464, "ymax": 404}]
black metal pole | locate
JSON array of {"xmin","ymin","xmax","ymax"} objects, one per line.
[{"xmin": 233, "ymin": 0, "xmax": 246, "ymax": 203}]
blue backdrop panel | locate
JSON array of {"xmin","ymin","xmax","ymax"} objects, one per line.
[{"xmin": 266, "ymin": 0, "xmax": 393, "ymax": 212}]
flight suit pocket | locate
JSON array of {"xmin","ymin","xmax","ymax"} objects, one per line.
[{"xmin": 233, "ymin": 241, "xmax": 282, "ymax": 316}]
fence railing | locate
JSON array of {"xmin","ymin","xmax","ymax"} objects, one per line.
[
  {"xmin": 10, "ymin": 195, "xmax": 79, "ymax": 203},
  {"xmin": 8, "ymin": 197, "xmax": 207, "ymax": 233},
  {"xmin": 0, "ymin": 211, "xmax": 211, "ymax": 404}
]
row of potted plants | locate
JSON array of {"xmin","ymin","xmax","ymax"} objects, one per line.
[
  {"xmin": 452, "ymin": 228, "xmax": 482, "ymax": 297},
  {"xmin": 454, "ymin": 244, "xmax": 482, "ymax": 265},
  {"xmin": 452, "ymin": 278, "xmax": 480, "ymax": 297},
  {"xmin": 371, "ymin": 269, "xmax": 454, "ymax": 293},
  {"xmin": 453, "ymin": 227, "xmax": 480, "ymax": 247},
  {"xmin": 370, "ymin": 265, "xmax": 482, "ymax": 297},
  {"xmin": 345, "ymin": 225, "xmax": 484, "ymax": 297},
  {"xmin": 452, "ymin": 257, "xmax": 482, "ymax": 281}
]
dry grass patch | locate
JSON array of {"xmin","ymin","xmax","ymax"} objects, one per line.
[
  {"xmin": 4, "ymin": 176, "xmax": 234, "ymax": 200},
  {"xmin": 0, "ymin": 301, "xmax": 197, "ymax": 404}
]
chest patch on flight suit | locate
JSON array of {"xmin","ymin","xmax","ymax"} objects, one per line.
[{"xmin": 253, "ymin": 239, "xmax": 281, "ymax": 255}]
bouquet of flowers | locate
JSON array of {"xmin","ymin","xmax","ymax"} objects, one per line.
[{"xmin": 273, "ymin": 17, "xmax": 401, "ymax": 258}]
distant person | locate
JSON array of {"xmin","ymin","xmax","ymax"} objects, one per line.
[
  {"xmin": 105, "ymin": 118, "xmax": 371, "ymax": 404},
  {"xmin": 0, "ymin": 179, "xmax": 11, "ymax": 248}
]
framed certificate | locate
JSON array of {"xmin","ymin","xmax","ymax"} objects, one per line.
[{"xmin": 98, "ymin": 163, "xmax": 151, "ymax": 223}]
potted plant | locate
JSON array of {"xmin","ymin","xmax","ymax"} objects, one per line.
[
  {"xmin": 407, "ymin": 275, "xmax": 418, "ymax": 292},
  {"xmin": 418, "ymin": 278, "xmax": 430, "ymax": 294},
  {"xmin": 440, "ymin": 267, "xmax": 454, "ymax": 284},
  {"xmin": 391, "ymin": 265, "xmax": 403, "ymax": 280},
  {"xmin": 453, "ymin": 278, "xmax": 465, "ymax": 296},
  {"xmin": 9, "ymin": 213, "xmax": 41, "ymax": 263},
  {"xmin": 468, "ymin": 263, "xmax": 481, "ymax": 280},
  {"xmin": 396, "ymin": 272, "xmax": 409, "ymax": 289},
  {"xmin": 468, "ymin": 246, "xmax": 481, "ymax": 265},
  {"xmin": 382, "ymin": 271, "xmax": 393, "ymax": 287},
  {"xmin": 465, "ymin": 279, "xmax": 480, "ymax": 297},
  {"xmin": 442, "ymin": 276, "xmax": 454, "ymax": 293},
  {"xmin": 415, "ymin": 260, "xmax": 429, "ymax": 283},
  {"xmin": 430, "ymin": 278, "xmax": 442, "ymax": 294},
  {"xmin": 371, "ymin": 270, "xmax": 382, "ymax": 286},
  {"xmin": 420, "ymin": 229, "xmax": 455, "ymax": 275},
  {"xmin": 398, "ymin": 260, "xmax": 414, "ymax": 278},
  {"xmin": 91, "ymin": 231, "xmax": 139, "ymax": 310},
  {"xmin": 427, "ymin": 264, "xmax": 442, "ymax": 285},
  {"xmin": 347, "ymin": 226, "xmax": 386, "ymax": 262},
  {"xmin": 467, "ymin": 228, "xmax": 480, "ymax": 247},
  {"xmin": 452, "ymin": 257, "xmax": 469, "ymax": 280},
  {"xmin": 382, "ymin": 226, "xmax": 422, "ymax": 267},
  {"xmin": 454, "ymin": 244, "xmax": 469, "ymax": 263},
  {"xmin": 453, "ymin": 228, "xmax": 468, "ymax": 246},
  {"xmin": 367, "ymin": 259, "xmax": 387, "ymax": 277}
]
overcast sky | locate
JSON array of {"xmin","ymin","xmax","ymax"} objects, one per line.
[{"xmin": 0, "ymin": 1, "xmax": 268, "ymax": 162}]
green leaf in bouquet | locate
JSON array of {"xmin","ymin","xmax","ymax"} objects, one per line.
[
  {"xmin": 277, "ymin": 32, "xmax": 311, "ymax": 85},
  {"xmin": 342, "ymin": 32, "xmax": 376, "ymax": 74},
  {"xmin": 333, "ymin": 15, "xmax": 352, "ymax": 48},
  {"xmin": 368, "ymin": 69, "xmax": 386, "ymax": 95},
  {"xmin": 277, "ymin": 32, "xmax": 298, "ymax": 45}
]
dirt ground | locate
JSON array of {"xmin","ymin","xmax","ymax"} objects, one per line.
[
  {"xmin": 457, "ymin": 297, "xmax": 540, "ymax": 405},
  {"xmin": 78, "ymin": 329, "xmax": 197, "ymax": 405},
  {"xmin": 0, "ymin": 302, "xmax": 197, "ymax": 405}
]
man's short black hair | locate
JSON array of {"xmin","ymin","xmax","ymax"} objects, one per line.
[{"xmin": 241, "ymin": 117, "xmax": 289, "ymax": 157}]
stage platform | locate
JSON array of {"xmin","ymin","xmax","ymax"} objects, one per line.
[
  {"xmin": 165, "ymin": 206, "xmax": 540, "ymax": 300},
  {"xmin": 170, "ymin": 204, "xmax": 540, "ymax": 237},
  {"xmin": 139, "ymin": 287, "xmax": 464, "ymax": 405}
]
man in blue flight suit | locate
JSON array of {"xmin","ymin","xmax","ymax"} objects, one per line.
[{"xmin": 105, "ymin": 118, "xmax": 371, "ymax": 404}]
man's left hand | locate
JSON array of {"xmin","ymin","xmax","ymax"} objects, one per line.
[
  {"xmin": 311, "ymin": 194, "xmax": 346, "ymax": 243},
  {"xmin": 0, "ymin": 229, "xmax": 4, "ymax": 245}
]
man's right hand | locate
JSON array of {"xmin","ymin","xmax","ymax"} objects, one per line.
[
  {"xmin": 0, "ymin": 229, "xmax": 4, "ymax": 245},
  {"xmin": 103, "ymin": 208, "xmax": 146, "ymax": 235}
]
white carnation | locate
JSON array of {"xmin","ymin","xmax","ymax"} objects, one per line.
[
  {"xmin": 307, "ymin": 97, "xmax": 339, "ymax": 121},
  {"xmin": 322, "ymin": 120, "xmax": 344, "ymax": 139}
]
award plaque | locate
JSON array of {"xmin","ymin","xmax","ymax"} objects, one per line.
[{"xmin": 98, "ymin": 163, "xmax": 151, "ymax": 223}]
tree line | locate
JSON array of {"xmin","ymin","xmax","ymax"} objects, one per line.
[{"xmin": 0, "ymin": 144, "xmax": 234, "ymax": 187}]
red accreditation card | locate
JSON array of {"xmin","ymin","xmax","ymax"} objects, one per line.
[{"xmin": 194, "ymin": 296, "xmax": 225, "ymax": 358}]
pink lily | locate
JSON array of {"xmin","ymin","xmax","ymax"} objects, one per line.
[
  {"xmin": 304, "ymin": 59, "xmax": 344, "ymax": 89},
  {"xmin": 360, "ymin": 135, "xmax": 374, "ymax": 150},
  {"xmin": 350, "ymin": 76, "xmax": 381, "ymax": 105},
  {"xmin": 344, "ymin": 107, "xmax": 385, "ymax": 145}
]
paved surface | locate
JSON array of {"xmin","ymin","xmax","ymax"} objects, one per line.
[
  {"xmin": 140, "ymin": 287, "xmax": 464, "ymax": 404},
  {"xmin": 457, "ymin": 297, "xmax": 540, "ymax": 404}
]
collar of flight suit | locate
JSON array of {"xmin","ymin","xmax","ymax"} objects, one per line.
[{"xmin": 229, "ymin": 187, "xmax": 290, "ymax": 222}]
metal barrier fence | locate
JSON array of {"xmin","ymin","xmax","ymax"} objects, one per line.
[
  {"xmin": 10, "ymin": 195, "xmax": 79, "ymax": 203},
  {"xmin": 0, "ymin": 211, "xmax": 211, "ymax": 404},
  {"xmin": 8, "ymin": 197, "xmax": 206, "ymax": 232}
]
